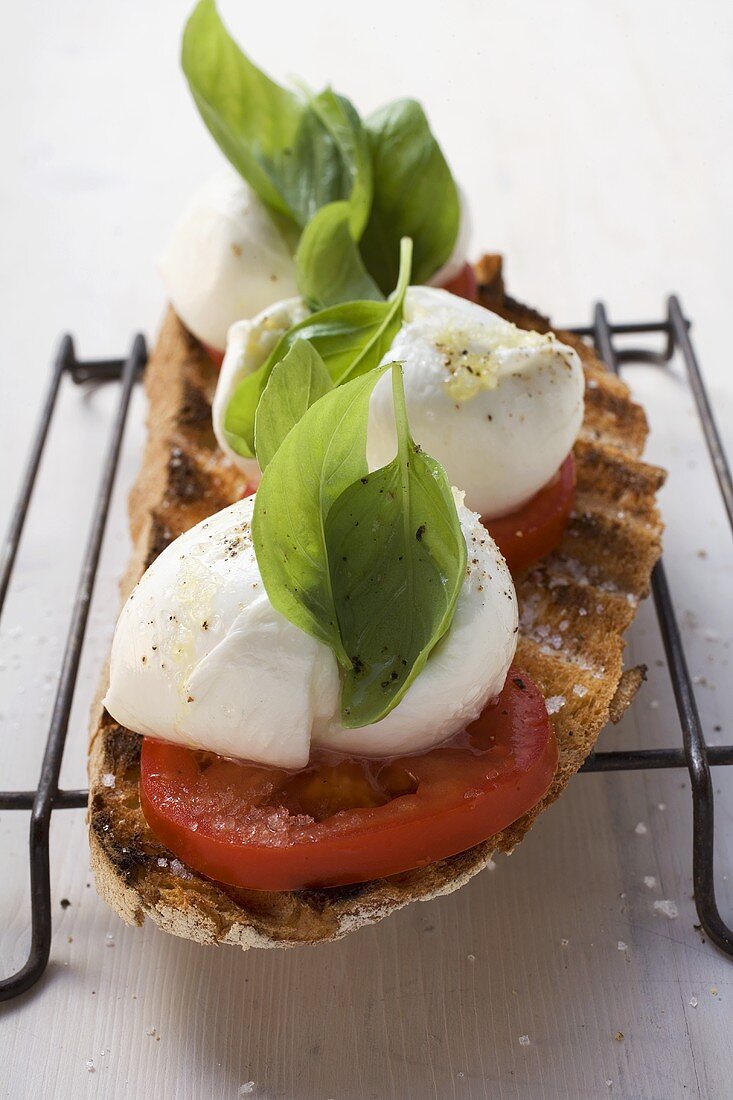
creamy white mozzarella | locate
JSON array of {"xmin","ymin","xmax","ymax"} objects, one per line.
[
  {"xmin": 161, "ymin": 171, "xmax": 470, "ymax": 351},
  {"xmin": 213, "ymin": 287, "xmax": 584, "ymax": 518},
  {"xmin": 158, "ymin": 168, "xmax": 299, "ymax": 351},
  {"xmin": 368, "ymin": 287, "xmax": 584, "ymax": 517},
  {"xmin": 104, "ymin": 493, "xmax": 517, "ymax": 768}
]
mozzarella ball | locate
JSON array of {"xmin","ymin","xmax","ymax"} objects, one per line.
[
  {"xmin": 212, "ymin": 297, "xmax": 310, "ymax": 485},
  {"xmin": 368, "ymin": 287, "xmax": 584, "ymax": 517},
  {"xmin": 104, "ymin": 493, "xmax": 517, "ymax": 768},
  {"xmin": 158, "ymin": 168, "xmax": 299, "ymax": 351},
  {"xmin": 213, "ymin": 287, "xmax": 584, "ymax": 519}
]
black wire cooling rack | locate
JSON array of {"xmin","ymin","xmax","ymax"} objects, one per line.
[{"xmin": 1, "ymin": 298, "xmax": 731, "ymax": 1002}]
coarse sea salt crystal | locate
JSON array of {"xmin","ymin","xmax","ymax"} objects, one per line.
[
  {"xmin": 689, "ymin": 996, "xmax": 698, "ymax": 1008},
  {"xmin": 85, "ymin": 1060, "xmax": 95, "ymax": 1073},
  {"xmin": 560, "ymin": 938, "xmax": 569, "ymax": 947},
  {"xmin": 617, "ymin": 941, "xmax": 627, "ymax": 951},
  {"xmin": 634, "ymin": 822, "xmax": 648, "ymax": 835},
  {"xmin": 654, "ymin": 899, "xmax": 678, "ymax": 918},
  {"xmin": 518, "ymin": 1035, "xmax": 531, "ymax": 1046},
  {"xmin": 238, "ymin": 1084, "xmax": 256, "ymax": 1096},
  {"xmin": 644, "ymin": 876, "xmax": 657, "ymax": 889},
  {"xmin": 101, "ymin": 773, "xmax": 115, "ymax": 788},
  {"xmin": 573, "ymin": 684, "xmax": 588, "ymax": 698},
  {"xmin": 545, "ymin": 695, "xmax": 565, "ymax": 715},
  {"xmin": 170, "ymin": 859, "xmax": 192, "ymax": 880}
]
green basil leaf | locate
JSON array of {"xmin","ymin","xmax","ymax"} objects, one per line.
[
  {"xmin": 254, "ymin": 340, "xmax": 333, "ymax": 471},
  {"xmin": 360, "ymin": 99, "xmax": 460, "ymax": 293},
  {"xmin": 305, "ymin": 89, "xmax": 372, "ymax": 238},
  {"xmin": 222, "ymin": 300, "xmax": 390, "ymax": 458},
  {"xmin": 182, "ymin": 2, "xmax": 366, "ymax": 229},
  {"xmin": 296, "ymin": 202, "xmax": 383, "ymax": 309},
  {"xmin": 252, "ymin": 366, "xmax": 390, "ymax": 665},
  {"xmin": 326, "ymin": 365, "xmax": 466, "ymax": 727},
  {"xmin": 223, "ymin": 238, "xmax": 412, "ymax": 458}
]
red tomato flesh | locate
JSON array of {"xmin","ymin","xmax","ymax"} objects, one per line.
[
  {"xmin": 202, "ymin": 342, "xmax": 225, "ymax": 368},
  {"xmin": 140, "ymin": 668, "xmax": 556, "ymax": 891},
  {"xmin": 439, "ymin": 261, "xmax": 479, "ymax": 303},
  {"xmin": 484, "ymin": 454, "xmax": 576, "ymax": 574}
]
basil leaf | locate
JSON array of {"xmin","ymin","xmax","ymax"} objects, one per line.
[
  {"xmin": 327, "ymin": 365, "xmax": 466, "ymax": 727},
  {"xmin": 223, "ymin": 238, "xmax": 412, "ymax": 458},
  {"xmin": 296, "ymin": 202, "xmax": 383, "ymax": 309},
  {"xmin": 254, "ymin": 340, "xmax": 333, "ymax": 471},
  {"xmin": 252, "ymin": 366, "xmax": 390, "ymax": 665},
  {"xmin": 360, "ymin": 99, "xmax": 460, "ymax": 293},
  {"xmin": 182, "ymin": 2, "xmax": 366, "ymax": 229},
  {"xmin": 306, "ymin": 89, "xmax": 372, "ymax": 238}
]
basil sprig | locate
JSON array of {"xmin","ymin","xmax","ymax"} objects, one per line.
[
  {"xmin": 182, "ymin": 3, "xmax": 460, "ymax": 301},
  {"xmin": 182, "ymin": 1, "xmax": 370, "ymax": 231},
  {"xmin": 252, "ymin": 362, "xmax": 466, "ymax": 727},
  {"xmin": 223, "ymin": 239, "xmax": 412, "ymax": 460}
]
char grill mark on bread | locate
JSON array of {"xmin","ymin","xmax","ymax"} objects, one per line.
[{"xmin": 89, "ymin": 256, "xmax": 664, "ymax": 948}]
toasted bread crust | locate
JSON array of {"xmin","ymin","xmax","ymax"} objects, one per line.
[{"xmin": 89, "ymin": 257, "xmax": 665, "ymax": 948}]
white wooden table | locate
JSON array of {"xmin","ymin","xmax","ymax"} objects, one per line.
[{"xmin": 1, "ymin": 2, "xmax": 732, "ymax": 1097}]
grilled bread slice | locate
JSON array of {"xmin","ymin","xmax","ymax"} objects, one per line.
[{"xmin": 88, "ymin": 257, "xmax": 665, "ymax": 948}]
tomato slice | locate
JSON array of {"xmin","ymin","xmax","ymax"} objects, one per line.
[
  {"xmin": 484, "ymin": 454, "xmax": 575, "ymax": 574},
  {"xmin": 139, "ymin": 668, "xmax": 556, "ymax": 891},
  {"xmin": 439, "ymin": 262, "xmax": 479, "ymax": 302}
]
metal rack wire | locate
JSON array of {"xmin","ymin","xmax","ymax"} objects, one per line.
[{"xmin": 1, "ymin": 298, "xmax": 731, "ymax": 1001}]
